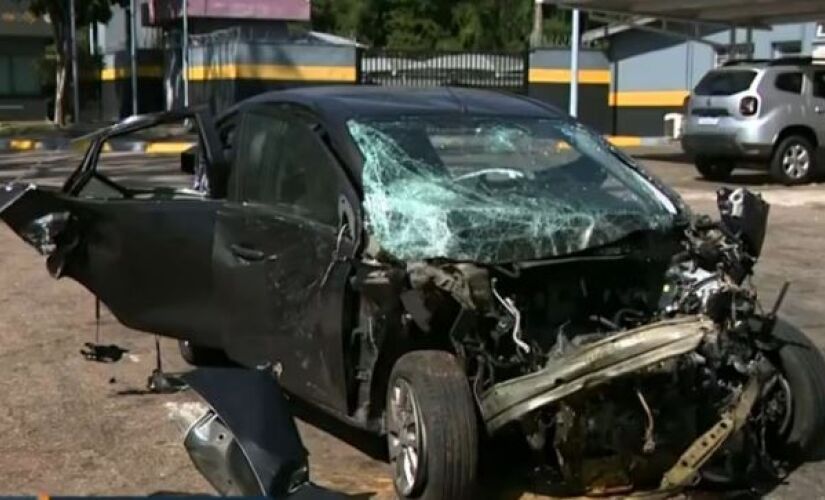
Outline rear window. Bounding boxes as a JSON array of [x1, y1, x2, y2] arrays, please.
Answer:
[[694, 70, 757, 96]]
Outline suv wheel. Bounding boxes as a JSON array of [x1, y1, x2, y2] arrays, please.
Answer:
[[386, 351, 478, 500], [695, 158, 734, 181], [771, 136, 816, 185]]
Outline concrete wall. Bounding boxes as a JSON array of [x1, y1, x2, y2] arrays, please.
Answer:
[[528, 48, 610, 133], [165, 38, 357, 114], [95, 49, 165, 121]]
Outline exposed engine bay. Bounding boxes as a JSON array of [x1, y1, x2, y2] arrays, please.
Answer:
[[353, 186, 792, 494]]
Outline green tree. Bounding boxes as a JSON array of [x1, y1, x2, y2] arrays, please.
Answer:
[[312, 0, 538, 51], [17, 0, 120, 125]]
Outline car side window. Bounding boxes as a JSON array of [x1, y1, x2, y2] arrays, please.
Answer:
[[232, 110, 339, 226], [270, 118, 339, 226], [232, 111, 288, 202], [775, 72, 803, 94], [813, 71, 825, 99]]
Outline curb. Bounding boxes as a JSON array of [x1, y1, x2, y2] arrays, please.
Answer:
[[606, 136, 675, 148], [0, 137, 194, 154]]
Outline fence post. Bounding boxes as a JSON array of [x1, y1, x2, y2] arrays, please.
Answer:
[[355, 47, 363, 85], [523, 48, 531, 96]]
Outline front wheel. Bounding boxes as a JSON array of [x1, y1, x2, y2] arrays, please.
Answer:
[[771, 320, 825, 457], [386, 351, 478, 500]]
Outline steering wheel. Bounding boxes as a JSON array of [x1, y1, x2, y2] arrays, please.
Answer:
[[453, 167, 526, 183]]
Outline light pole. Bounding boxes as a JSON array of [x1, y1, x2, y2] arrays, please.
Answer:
[[182, 0, 189, 108], [68, 0, 80, 122], [569, 8, 580, 118], [129, 0, 139, 115]]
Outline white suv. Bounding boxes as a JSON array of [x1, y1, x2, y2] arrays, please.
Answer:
[[682, 57, 825, 185]]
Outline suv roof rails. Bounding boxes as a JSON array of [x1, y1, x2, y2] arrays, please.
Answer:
[[722, 58, 771, 67], [723, 56, 825, 67]]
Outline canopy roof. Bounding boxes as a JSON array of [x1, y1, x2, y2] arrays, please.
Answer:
[[543, 0, 825, 26]]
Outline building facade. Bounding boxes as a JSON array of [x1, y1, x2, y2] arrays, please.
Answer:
[[91, 0, 356, 120], [0, 0, 51, 121]]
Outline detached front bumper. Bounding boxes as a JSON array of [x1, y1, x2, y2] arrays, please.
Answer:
[[479, 316, 716, 433]]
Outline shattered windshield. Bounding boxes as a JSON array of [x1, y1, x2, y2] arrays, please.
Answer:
[[348, 116, 677, 264]]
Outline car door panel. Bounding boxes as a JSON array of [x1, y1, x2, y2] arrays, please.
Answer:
[[1, 185, 225, 347], [1, 110, 229, 349], [214, 108, 360, 415]]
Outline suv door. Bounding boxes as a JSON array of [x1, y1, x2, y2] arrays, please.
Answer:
[[214, 106, 359, 414], [809, 69, 825, 146]]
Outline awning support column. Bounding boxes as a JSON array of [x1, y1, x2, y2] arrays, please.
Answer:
[[570, 8, 580, 117]]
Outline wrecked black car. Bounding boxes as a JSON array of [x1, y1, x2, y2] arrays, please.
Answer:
[[2, 87, 825, 499]]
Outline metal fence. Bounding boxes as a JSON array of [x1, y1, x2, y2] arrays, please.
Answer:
[[359, 49, 529, 94]]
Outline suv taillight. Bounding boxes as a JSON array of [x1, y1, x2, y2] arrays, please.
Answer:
[[740, 96, 759, 116], [683, 95, 691, 115]]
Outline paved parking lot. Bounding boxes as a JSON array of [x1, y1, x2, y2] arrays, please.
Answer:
[[0, 148, 824, 498]]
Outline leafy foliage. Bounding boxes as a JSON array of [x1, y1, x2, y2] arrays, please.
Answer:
[[312, 0, 565, 50]]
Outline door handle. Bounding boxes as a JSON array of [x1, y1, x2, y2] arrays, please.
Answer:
[[230, 244, 266, 262], [816, 106, 825, 114]]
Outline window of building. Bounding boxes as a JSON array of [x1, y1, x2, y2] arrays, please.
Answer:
[[772, 41, 803, 59], [714, 43, 754, 67], [775, 72, 803, 94], [0, 54, 40, 96]]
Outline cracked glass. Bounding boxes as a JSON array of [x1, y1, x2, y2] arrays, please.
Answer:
[[348, 116, 677, 264]]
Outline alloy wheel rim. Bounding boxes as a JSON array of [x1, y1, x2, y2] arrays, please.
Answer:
[[782, 144, 810, 180], [387, 378, 425, 496]]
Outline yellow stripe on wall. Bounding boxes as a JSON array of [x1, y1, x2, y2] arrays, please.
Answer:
[[100, 64, 357, 82], [186, 64, 357, 82], [529, 68, 611, 84], [608, 90, 689, 107], [100, 66, 164, 81]]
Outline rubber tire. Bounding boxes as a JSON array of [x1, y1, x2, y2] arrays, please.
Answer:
[[695, 157, 734, 181], [178, 340, 230, 367], [387, 351, 478, 500], [770, 136, 817, 186], [772, 319, 825, 458]]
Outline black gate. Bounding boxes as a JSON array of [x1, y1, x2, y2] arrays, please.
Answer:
[[358, 49, 529, 94]]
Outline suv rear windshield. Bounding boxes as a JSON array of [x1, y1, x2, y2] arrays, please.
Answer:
[[694, 70, 757, 96]]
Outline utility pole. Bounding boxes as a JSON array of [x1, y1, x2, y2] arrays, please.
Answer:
[[182, 0, 190, 108], [530, 0, 544, 48], [569, 8, 580, 118], [129, 0, 139, 115], [68, 0, 80, 123]]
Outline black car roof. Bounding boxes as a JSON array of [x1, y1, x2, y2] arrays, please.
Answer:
[[223, 85, 566, 121], [219, 86, 571, 186]]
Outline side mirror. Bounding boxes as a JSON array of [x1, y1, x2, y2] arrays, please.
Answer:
[[717, 187, 770, 258], [181, 146, 199, 175]]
